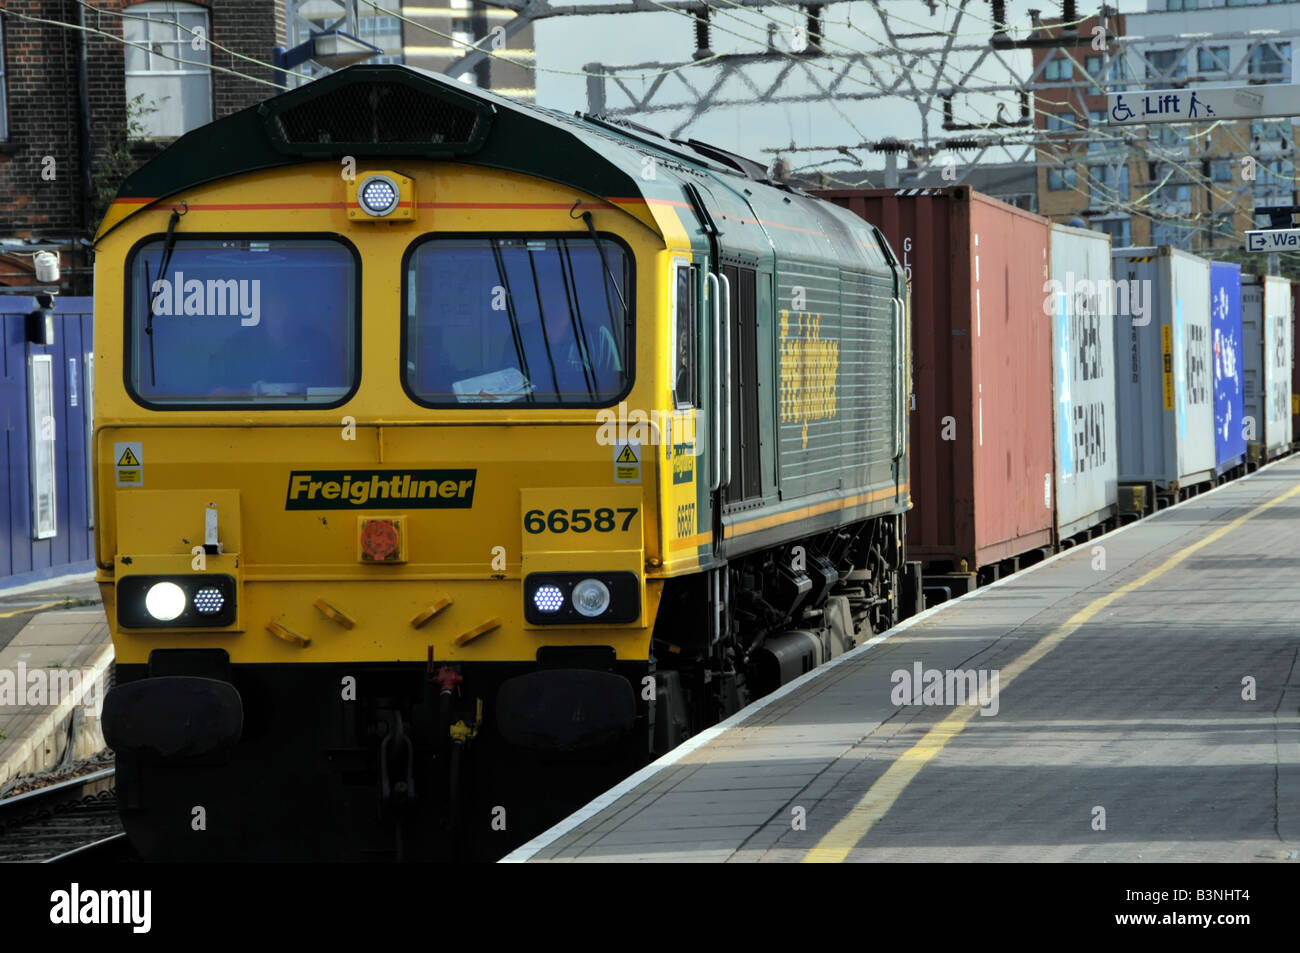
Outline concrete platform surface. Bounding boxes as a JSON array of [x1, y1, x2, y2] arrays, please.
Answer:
[[0, 606, 112, 790], [507, 458, 1300, 863]]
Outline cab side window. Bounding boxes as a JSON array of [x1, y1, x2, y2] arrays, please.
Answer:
[[673, 263, 698, 407]]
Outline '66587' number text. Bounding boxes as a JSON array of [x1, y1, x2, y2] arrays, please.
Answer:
[[524, 507, 638, 534]]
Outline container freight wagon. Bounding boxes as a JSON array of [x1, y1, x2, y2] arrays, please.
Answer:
[[1292, 280, 1300, 448], [819, 187, 1054, 587], [1047, 224, 1118, 541], [1111, 247, 1215, 509], [1209, 262, 1247, 477], [1293, 280, 1300, 449], [1241, 274, 1293, 462]]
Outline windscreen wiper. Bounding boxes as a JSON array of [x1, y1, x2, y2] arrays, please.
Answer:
[[557, 240, 596, 397], [580, 211, 630, 334], [144, 205, 185, 387], [489, 239, 535, 402], [524, 245, 563, 400]]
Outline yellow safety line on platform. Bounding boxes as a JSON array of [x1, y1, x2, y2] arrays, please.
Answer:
[[0, 600, 65, 619], [803, 480, 1300, 863]]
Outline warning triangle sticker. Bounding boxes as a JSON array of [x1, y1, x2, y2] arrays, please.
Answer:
[[117, 447, 140, 467], [616, 445, 638, 464]]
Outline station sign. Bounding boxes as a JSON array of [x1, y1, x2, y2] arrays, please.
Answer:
[[1246, 228, 1300, 252], [1107, 85, 1300, 125]]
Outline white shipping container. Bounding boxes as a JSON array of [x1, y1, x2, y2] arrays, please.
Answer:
[[1049, 224, 1118, 538], [1241, 275, 1294, 461], [1111, 246, 1216, 494]]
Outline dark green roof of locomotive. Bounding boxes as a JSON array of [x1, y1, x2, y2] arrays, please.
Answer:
[[106, 64, 760, 224], [100, 63, 897, 290]]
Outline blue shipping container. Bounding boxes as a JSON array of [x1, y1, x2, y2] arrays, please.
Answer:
[[1210, 262, 1247, 471]]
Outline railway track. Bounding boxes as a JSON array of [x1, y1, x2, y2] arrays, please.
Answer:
[[0, 768, 134, 863]]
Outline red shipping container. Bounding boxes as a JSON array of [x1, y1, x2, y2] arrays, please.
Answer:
[[817, 187, 1055, 572]]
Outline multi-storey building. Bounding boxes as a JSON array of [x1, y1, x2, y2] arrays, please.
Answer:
[[401, 2, 534, 99], [1032, 10, 1137, 245], [1033, 1, 1299, 253], [286, 1, 535, 98]]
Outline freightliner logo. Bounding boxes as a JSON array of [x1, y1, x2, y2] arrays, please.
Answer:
[[285, 470, 477, 509]]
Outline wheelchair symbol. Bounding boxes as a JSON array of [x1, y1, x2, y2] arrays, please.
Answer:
[[1110, 96, 1134, 122]]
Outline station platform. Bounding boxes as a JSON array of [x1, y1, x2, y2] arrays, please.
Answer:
[[0, 578, 110, 790], [506, 458, 1300, 863]]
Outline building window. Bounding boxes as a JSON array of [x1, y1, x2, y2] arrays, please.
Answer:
[[1047, 168, 1078, 191], [1084, 54, 1105, 93], [1208, 215, 1235, 240], [123, 2, 213, 139], [1044, 113, 1073, 133], [1096, 162, 1130, 199], [1198, 46, 1229, 73], [1152, 222, 1195, 247], [0, 16, 8, 141], [1157, 183, 1192, 206], [359, 12, 404, 65], [1150, 126, 1189, 152], [1210, 159, 1234, 182], [1254, 158, 1295, 205], [1250, 118, 1291, 143], [1167, 0, 1198, 8], [1096, 218, 1131, 246], [1145, 49, 1187, 82], [1249, 42, 1291, 83], [1043, 55, 1073, 81], [999, 193, 1036, 212]]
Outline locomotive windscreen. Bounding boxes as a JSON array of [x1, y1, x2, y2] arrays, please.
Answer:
[[125, 237, 358, 407], [403, 236, 632, 407]]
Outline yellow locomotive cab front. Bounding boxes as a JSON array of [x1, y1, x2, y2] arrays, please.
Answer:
[[93, 66, 911, 861]]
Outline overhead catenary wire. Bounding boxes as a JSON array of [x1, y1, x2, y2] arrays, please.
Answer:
[[670, 1, 1287, 233], [17, 0, 1286, 239]]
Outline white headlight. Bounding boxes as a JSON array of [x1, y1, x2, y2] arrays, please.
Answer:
[[571, 578, 611, 618], [145, 581, 187, 621], [358, 174, 400, 217]]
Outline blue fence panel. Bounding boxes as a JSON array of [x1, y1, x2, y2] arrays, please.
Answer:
[[0, 296, 95, 588]]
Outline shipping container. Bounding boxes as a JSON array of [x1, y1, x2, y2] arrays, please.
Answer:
[[818, 187, 1054, 574], [1209, 262, 1247, 474], [1292, 280, 1300, 447], [1048, 224, 1118, 539], [1110, 246, 1215, 499], [1241, 274, 1293, 461]]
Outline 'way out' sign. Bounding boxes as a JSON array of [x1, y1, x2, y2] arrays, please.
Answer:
[[1246, 228, 1300, 252], [1108, 85, 1300, 125]]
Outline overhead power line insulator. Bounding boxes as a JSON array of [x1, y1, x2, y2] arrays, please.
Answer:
[[806, 5, 824, 51], [991, 0, 1008, 34], [693, 8, 712, 60]]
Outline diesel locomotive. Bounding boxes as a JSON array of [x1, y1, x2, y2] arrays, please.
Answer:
[[94, 64, 912, 860]]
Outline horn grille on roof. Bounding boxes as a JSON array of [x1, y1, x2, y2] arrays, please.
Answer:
[[261, 74, 494, 157]]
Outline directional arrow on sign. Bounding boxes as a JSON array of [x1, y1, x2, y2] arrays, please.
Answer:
[[1107, 85, 1300, 125], [1246, 228, 1300, 252]]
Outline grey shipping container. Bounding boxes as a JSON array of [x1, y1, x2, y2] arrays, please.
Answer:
[[1241, 275, 1294, 461], [1049, 224, 1118, 539], [1111, 246, 1216, 495]]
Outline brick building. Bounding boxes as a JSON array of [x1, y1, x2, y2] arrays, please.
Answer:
[[1033, 1, 1300, 253], [1032, 10, 1134, 245], [0, 1, 287, 295]]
